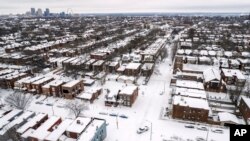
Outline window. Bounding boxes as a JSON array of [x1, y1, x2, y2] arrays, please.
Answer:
[[63, 89, 69, 93]]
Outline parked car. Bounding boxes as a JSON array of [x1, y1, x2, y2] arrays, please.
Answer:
[[185, 124, 195, 128], [197, 126, 208, 131], [46, 103, 53, 106], [109, 113, 118, 117], [35, 101, 43, 104], [99, 112, 108, 115], [196, 137, 205, 141], [119, 114, 128, 119], [137, 125, 149, 134], [211, 129, 223, 134]]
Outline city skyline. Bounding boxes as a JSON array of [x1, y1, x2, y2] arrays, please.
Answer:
[[0, 0, 250, 15]]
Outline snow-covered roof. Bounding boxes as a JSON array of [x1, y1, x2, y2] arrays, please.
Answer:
[[141, 63, 154, 70], [203, 68, 221, 82], [183, 64, 218, 73], [77, 119, 105, 141], [77, 92, 93, 100], [241, 96, 250, 109], [222, 69, 245, 80], [0, 109, 23, 129], [45, 119, 73, 141], [42, 79, 64, 88], [17, 113, 47, 134], [109, 61, 119, 67], [125, 63, 141, 70], [22, 75, 44, 84], [218, 112, 240, 124], [173, 96, 210, 110], [173, 88, 207, 99], [66, 117, 91, 134], [62, 80, 82, 88], [32, 76, 54, 85], [93, 60, 105, 66], [119, 86, 137, 95], [29, 116, 61, 140], [0, 111, 34, 135], [176, 80, 204, 90]]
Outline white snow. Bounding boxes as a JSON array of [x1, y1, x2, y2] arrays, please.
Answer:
[[66, 117, 92, 134], [173, 96, 210, 110]]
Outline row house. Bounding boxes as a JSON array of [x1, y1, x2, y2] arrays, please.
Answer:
[[14, 76, 32, 90], [203, 68, 222, 92], [172, 96, 210, 123], [42, 80, 65, 97], [45, 119, 73, 141], [0, 109, 23, 132], [0, 111, 35, 139], [76, 87, 102, 103], [221, 69, 246, 87], [124, 63, 141, 76], [17, 113, 48, 138], [5, 73, 28, 89], [27, 116, 62, 141], [22, 76, 45, 91], [14, 113, 107, 141], [238, 58, 250, 72], [84, 59, 97, 71], [106, 61, 120, 73], [141, 63, 154, 77], [77, 119, 107, 141], [93, 60, 105, 72], [62, 80, 84, 99], [31, 77, 54, 94], [118, 86, 139, 107], [239, 96, 250, 124], [65, 117, 92, 139], [90, 52, 107, 60]]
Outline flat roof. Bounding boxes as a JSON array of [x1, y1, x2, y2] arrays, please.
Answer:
[[176, 80, 204, 90], [125, 63, 141, 70], [33, 77, 54, 85], [173, 96, 210, 110], [119, 86, 137, 95], [29, 116, 61, 140], [0, 111, 34, 135], [45, 119, 73, 141], [17, 113, 47, 134], [77, 119, 105, 141], [173, 88, 207, 99], [42, 79, 64, 88], [0, 109, 23, 129], [62, 80, 82, 88], [66, 117, 91, 134], [222, 69, 245, 80]]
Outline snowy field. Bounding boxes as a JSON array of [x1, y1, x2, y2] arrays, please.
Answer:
[[0, 46, 230, 141]]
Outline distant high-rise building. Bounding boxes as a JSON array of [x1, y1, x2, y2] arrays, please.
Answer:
[[37, 8, 43, 17], [44, 8, 50, 17], [60, 12, 66, 17], [31, 8, 36, 16]]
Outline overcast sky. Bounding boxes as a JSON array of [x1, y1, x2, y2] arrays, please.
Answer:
[[0, 0, 250, 14]]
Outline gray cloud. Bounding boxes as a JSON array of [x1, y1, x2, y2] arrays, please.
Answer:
[[0, 0, 249, 14]]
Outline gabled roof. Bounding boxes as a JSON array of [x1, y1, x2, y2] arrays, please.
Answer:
[[203, 68, 221, 82]]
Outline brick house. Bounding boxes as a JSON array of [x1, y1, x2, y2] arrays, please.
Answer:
[[62, 80, 84, 99], [118, 86, 139, 107], [239, 96, 250, 124], [172, 96, 210, 122], [124, 63, 141, 76]]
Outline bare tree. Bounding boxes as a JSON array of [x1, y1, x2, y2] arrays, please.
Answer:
[[64, 100, 89, 118], [5, 92, 32, 110]]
